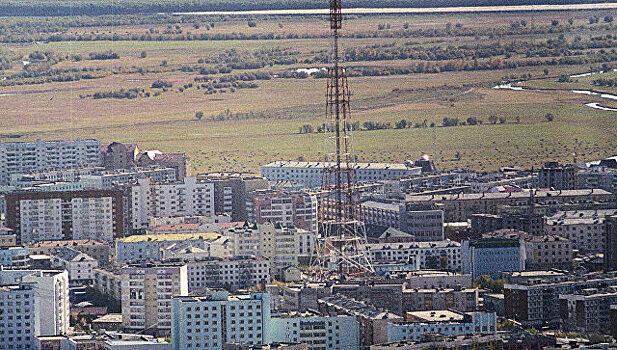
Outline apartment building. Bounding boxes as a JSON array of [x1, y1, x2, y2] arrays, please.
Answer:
[[227, 222, 314, 269], [361, 201, 444, 241], [544, 209, 617, 253], [198, 173, 269, 221], [261, 161, 422, 188], [93, 268, 122, 302], [5, 190, 124, 244], [136, 151, 191, 179], [185, 257, 271, 292], [0, 139, 102, 185], [80, 167, 177, 190], [362, 241, 461, 271], [504, 271, 617, 326], [538, 162, 578, 190], [246, 189, 318, 233], [121, 263, 188, 336], [0, 247, 29, 267], [129, 177, 214, 233], [402, 288, 479, 313], [27, 240, 111, 266], [0, 270, 70, 338], [49, 247, 98, 283], [0, 284, 36, 349], [406, 189, 613, 222], [559, 288, 617, 335], [404, 271, 472, 289], [270, 312, 360, 350], [115, 232, 221, 262], [461, 238, 525, 279], [171, 291, 272, 350]]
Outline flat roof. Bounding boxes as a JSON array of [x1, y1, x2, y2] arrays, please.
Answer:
[[262, 161, 419, 171], [406, 188, 612, 202], [118, 232, 220, 243], [407, 310, 464, 322]]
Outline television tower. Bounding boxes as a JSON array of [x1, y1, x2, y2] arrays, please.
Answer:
[[314, 0, 374, 278]]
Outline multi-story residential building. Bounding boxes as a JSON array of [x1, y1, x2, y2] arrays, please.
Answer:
[[461, 238, 525, 279], [261, 161, 422, 188], [361, 202, 444, 241], [559, 287, 617, 335], [270, 312, 360, 350], [404, 271, 472, 289], [246, 189, 318, 233], [482, 229, 572, 269], [101, 142, 139, 170], [362, 241, 461, 271], [538, 162, 578, 190], [5, 190, 124, 244], [115, 232, 221, 262], [385, 310, 497, 343], [544, 209, 617, 253], [0, 284, 36, 348], [184, 257, 271, 292], [578, 166, 617, 192], [504, 271, 617, 326], [129, 177, 214, 233], [606, 215, 617, 272], [121, 263, 188, 336], [0, 246, 29, 267], [93, 268, 122, 302], [27, 240, 111, 266], [227, 222, 313, 269], [9, 168, 98, 188], [471, 213, 545, 235], [0, 270, 70, 338], [80, 167, 177, 190], [402, 288, 479, 313], [171, 291, 272, 350], [0, 227, 17, 247], [0, 139, 102, 185], [406, 189, 613, 222], [137, 151, 191, 179], [49, 247, 98, 284], [198, 173, 269, 221]]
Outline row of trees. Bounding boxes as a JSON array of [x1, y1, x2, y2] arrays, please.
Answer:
[[298, 113, 555, 134]]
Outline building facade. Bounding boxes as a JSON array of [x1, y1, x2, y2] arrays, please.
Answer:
[[5, 190, 124, 244]]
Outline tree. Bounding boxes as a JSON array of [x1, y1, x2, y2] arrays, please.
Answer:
[[248, 20, 257, 27], [551, 19, 559, 26], [395, 119, 408, 129], [545, 113, 554, 122], [299, 124, 313, 134], [498, 116, 507, 124], [195, 111, 204, 120], [140, 51, 147, 58], [488, 115, 498, 124], [466, 117, 478, 125], [605, 15, 614, 23], [473, 275, 505, 293], [454, 151, 461, 161], [568, 18, 574, 25], [543, 68, 550, 75]]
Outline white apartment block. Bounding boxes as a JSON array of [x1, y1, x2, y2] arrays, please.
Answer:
[[121, 264, 188, 336], [130, 177, 215, 232], [0, 284, 35, 349], [270, 313, 360, 350], [186, 257, 271, 292], [227, 222, 308, 269], [246, 189, 318, 233], [386, 310, 497, 343], [0, 270, 70, 339], [49, 247, 98, 283], [0, 139, 102, 185], [5, 190, 124, 244], [171, 291, 271, 350], [261, 161, 422, 188], [362, 240, 462, 271], [115, 233, 220, 263]]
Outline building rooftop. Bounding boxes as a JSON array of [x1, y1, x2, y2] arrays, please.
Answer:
[[319, 294, 402, 320], [406, 189, 612, 202], [51, 247, 96, 262], [118, 232, 220, 243], [28, 240, 106, 248], [407, 310, 465, 322], [263, 161, 420, 171], [362, 201, 401, 211], [92, 313, 123, 324], [363, 240, 460, 250]]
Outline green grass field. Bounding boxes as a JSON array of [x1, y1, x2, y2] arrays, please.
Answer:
[[2, 11, 617, 173]]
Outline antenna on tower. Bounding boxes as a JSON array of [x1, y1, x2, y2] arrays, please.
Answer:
[[311, 0, 374, 279]]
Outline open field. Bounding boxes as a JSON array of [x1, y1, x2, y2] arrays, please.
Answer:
[[2, 10, 617, 173]]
